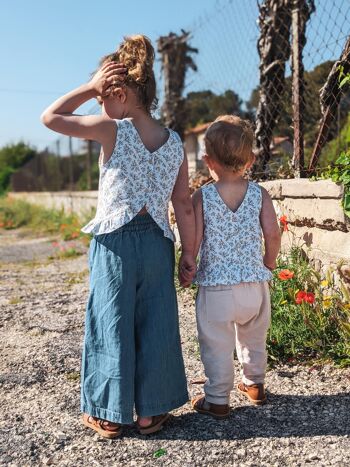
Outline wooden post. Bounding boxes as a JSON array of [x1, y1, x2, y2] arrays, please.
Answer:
[[254, 0, 292, 177], [55, 139, 60, 157], [291, 0, 305, 177]]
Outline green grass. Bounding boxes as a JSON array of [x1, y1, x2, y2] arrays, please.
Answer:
[[48, 245, 84, 260], [0, 196, 92, 242], [65, 371, 80, 382]]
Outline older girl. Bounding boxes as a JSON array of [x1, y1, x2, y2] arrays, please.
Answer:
[[41, 35, 195, 437]]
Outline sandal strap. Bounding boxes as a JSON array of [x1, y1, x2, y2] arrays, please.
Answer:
[[88, 415, 121, 432], [192, 395, 206, 410], [101, 421, 121, 432], [137, 413, 168, 430]]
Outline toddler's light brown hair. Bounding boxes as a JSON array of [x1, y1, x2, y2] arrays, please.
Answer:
[[204, 115, 255, 172]]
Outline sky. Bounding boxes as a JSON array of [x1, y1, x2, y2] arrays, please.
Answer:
[[0, 0, 348, 154], [0, 0, 234, 153]]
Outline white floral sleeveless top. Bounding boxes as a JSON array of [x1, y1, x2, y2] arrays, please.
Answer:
[[195, 182, 272, 286], [82, 118, 184, 241]]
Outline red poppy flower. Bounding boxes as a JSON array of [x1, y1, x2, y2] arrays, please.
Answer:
[[295, 290, 315, 305], [305, 292, 315, 304], [279, 215, 289, 231], [278, 269, 294, 280], [295, 291, 307, 304]]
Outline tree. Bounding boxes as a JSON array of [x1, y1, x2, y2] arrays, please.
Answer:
[[0, 142, 37, 193], [247, 60, 350, 161], [157, 31, 198, 138], [184, 89, 243, 129]]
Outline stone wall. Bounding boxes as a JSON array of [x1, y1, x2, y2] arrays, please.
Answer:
[[8, 179, 350, 268], [9, 191, 98, 219], [261, 179, 349, 275]]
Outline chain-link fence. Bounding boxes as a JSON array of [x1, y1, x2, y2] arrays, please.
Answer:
[[168, 0, 350, 180]]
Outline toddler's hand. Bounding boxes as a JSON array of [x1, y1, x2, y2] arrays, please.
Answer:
[[263, 255, 276, 271], [178, 253, 196, 288]]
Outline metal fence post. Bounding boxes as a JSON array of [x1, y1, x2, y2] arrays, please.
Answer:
[[291, 0, 305, 177]]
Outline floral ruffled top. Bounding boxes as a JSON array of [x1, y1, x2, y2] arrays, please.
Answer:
[[195, 182, 272, 286], [82, 118, 184, 241]]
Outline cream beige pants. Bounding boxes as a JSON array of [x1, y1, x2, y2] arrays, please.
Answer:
[[196, 282, 271, 405]]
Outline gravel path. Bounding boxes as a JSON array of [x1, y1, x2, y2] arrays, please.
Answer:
[[0, 229, 349, 466]]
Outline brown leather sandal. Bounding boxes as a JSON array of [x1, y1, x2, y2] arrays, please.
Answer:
[[237, 382, 267, 405], [82, 414, 122, 438], [191, 395, 230, 419], [136, 413, 170, 435]]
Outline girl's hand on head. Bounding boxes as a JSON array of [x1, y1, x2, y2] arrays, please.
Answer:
[[89, 62, 128, 98]]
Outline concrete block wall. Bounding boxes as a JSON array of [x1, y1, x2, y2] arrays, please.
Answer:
[[261, 179, 349, 270], [9, 191, 98, 219]]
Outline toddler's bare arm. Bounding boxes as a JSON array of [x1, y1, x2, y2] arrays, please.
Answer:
[[192, 188, 204, 259], [260, 187, 281, 270]]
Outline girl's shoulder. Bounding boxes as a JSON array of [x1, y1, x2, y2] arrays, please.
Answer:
[[167, 128, 182, 143], [248, 180, 261, 189], [248, 180, 263, 197], [194, 182, 214, 205]]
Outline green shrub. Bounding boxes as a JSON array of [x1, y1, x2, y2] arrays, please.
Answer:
[[0, 142, 37, 193], [268, 246, 350, 366], [318, 151, 350, 216]]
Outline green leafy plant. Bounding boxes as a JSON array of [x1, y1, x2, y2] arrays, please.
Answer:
[[338, 65, 350, 89], [268, 246, 350, 366], [153, 448, 167, 459], [319, 151, 350, 216]]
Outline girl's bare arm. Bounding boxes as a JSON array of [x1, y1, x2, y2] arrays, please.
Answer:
[[40, 62, 127, 144], [260, 187, 281, 270], [171, 153, 196, 285], [192, 188, 204, 259]]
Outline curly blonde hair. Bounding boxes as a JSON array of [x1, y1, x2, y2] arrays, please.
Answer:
[[98, 34, 157, 113], [204, 115, 255, 172]]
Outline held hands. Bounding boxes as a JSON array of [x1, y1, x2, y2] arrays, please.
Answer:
[[263, 255, 277, 271], [89, 61, 128, 98], [178, 252, 197, 288]]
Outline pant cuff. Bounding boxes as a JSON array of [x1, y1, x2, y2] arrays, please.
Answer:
[[81, 403, 133, 425], [136, 392, 189, 417], [205, 394, 230, 405], [242, 376, 265, 386]]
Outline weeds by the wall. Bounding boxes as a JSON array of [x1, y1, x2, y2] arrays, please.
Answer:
[[0, 197, 90, 242]]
